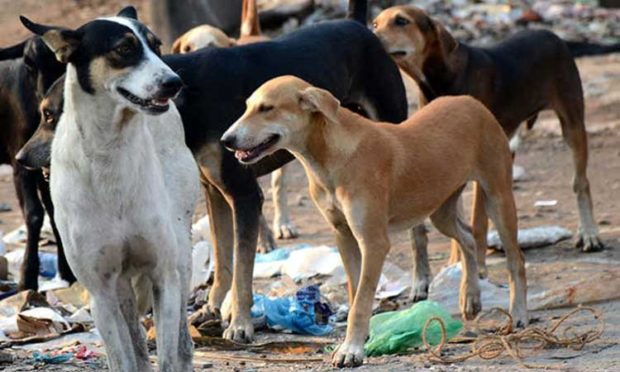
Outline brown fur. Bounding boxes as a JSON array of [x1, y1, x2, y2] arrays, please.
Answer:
[[222, 76, 528, 368], [374, 5, 602, 275]]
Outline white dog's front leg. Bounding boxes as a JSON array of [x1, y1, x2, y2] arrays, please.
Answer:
[[271, 165, 298, 239]]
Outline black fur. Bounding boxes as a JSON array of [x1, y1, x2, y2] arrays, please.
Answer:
[[0, 37, 72, 290]]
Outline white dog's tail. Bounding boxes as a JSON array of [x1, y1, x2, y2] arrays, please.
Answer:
[[133, 273, 154, 315]]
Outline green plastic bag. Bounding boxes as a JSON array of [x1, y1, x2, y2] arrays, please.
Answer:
[[364, 300, 462, 356]]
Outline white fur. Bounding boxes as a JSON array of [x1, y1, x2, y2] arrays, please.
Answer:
[[50, 20, 199, 372]]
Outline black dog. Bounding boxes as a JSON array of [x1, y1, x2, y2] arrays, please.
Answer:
[[0, 38, 72, 290], [163, 0, 406, 342]]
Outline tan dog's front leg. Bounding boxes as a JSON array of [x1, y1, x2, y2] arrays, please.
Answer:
[[332, 230, 389, 368], [410, 224, 431, 301], [271, 165, 299, 239], [334, 222, 361, 305]]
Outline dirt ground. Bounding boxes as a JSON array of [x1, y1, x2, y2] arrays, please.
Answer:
[[1, 1, 620, 371]]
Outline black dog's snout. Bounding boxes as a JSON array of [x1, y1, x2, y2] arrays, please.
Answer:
[[15, 150, 28, 167], [159, 75, 183, 97], [221, 135, 236, 150]]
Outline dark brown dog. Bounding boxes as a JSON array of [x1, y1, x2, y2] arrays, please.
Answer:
[[373, 5, 602, 299]]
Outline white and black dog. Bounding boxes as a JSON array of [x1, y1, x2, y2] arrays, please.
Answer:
[[21, 7, 199, 372]]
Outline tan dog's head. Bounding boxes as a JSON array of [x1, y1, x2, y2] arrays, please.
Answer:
[[221, 75, 340, 164], [372, 6, 457, 69], [171, 25, 235, 53]]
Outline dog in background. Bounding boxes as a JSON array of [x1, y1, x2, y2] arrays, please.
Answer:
[[172, 0, 297, 247], [21, 7, 199, 371], [373, 5, 602, 299], [221, 76, 527, 367], [0, 37, 71, 290]]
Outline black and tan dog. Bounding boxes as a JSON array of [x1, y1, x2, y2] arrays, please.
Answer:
[[222, 76, 527, 367], [373, 5, 603, 299], [0, 38, 70, 290]]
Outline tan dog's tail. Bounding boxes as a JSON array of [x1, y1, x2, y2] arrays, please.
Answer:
[[240, 0, 261, 37]]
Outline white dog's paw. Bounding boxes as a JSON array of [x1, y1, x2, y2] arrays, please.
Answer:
[[223, 317, 254, 343], [576, 227, 604, 252], [331, 341, 365, 368], [273, 220, 298, 240]]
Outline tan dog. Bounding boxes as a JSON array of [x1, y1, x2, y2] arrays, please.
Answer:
[[172, 0, 268, 52], [373, 6, 601, 286], [221, 76, 528, 368], [172, 0, 298, 245]]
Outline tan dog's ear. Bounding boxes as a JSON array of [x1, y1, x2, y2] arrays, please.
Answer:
[[298, 87, 340, 122], [434, 22, 457, 57], [171, 37, 183, 54], [20, 16, 80, 63]]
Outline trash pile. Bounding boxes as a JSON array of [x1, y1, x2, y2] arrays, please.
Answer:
[[282, 1, 620, 46]]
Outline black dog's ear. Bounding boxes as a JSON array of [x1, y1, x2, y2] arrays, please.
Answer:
[[20, 16, 80, 63], [117, 6, 138, 20], [0, 40, 27, 60]]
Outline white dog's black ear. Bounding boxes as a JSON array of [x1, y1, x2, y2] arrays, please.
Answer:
[[117, 6, 138, 20], [20, 16, 80, 63], [298, 87, 340, 122]]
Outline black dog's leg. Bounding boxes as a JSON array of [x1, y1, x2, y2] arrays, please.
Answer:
[[14, 166, 44, 291], [38, 176, 76, 284]]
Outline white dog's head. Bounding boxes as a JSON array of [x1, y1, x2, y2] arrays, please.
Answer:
[[21, 6, 182, 115]]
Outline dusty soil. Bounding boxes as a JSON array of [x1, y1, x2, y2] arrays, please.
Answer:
[[1, 1, 619, 371]]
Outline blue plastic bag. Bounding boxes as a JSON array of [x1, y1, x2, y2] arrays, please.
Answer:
[[251, 285, 333, 336]]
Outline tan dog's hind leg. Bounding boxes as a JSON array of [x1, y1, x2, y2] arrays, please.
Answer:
[[430, 190, 482, 321], [271, 165, 299, 239], [482, 184, 528, 327], [410, 224, 431, 301], [204, 184, 234, 318], [471, 182, 489, 278]]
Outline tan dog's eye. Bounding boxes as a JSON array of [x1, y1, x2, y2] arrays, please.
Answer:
[[183, 45, 191, 53], [258, 104, 273, 113], [394, 16, 410, 27]]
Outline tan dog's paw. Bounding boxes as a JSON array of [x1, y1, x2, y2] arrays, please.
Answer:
[[258, 223, 277, 254], [576, 228, 604, 252], [460, 290, 482, 321], [331, 342, 365, 368], [188, 304, 221, 326], [411, 277, 430, 302], [223, 317, 254, 343], [273, 220, 298, 239]]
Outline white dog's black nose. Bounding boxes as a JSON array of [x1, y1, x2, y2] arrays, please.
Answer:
[[220, 135, 236, 150], [158, 75, 183, 98]]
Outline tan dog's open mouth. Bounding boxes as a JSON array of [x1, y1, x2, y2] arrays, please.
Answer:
[[234, 134, 280, 163]]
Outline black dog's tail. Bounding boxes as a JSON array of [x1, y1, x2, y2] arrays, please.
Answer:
[[565, 40, 620, 57], [0, 40, 27, 60], [348, 0, 368, 24]]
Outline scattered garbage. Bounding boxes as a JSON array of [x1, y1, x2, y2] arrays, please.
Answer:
[[4, 249, 58, 281], [534, 199, 559, 208], [487, 225, 573, 250], [250, 285, 333, 336], [429, 260, 620, 315], [365, 301, 462, 356]]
